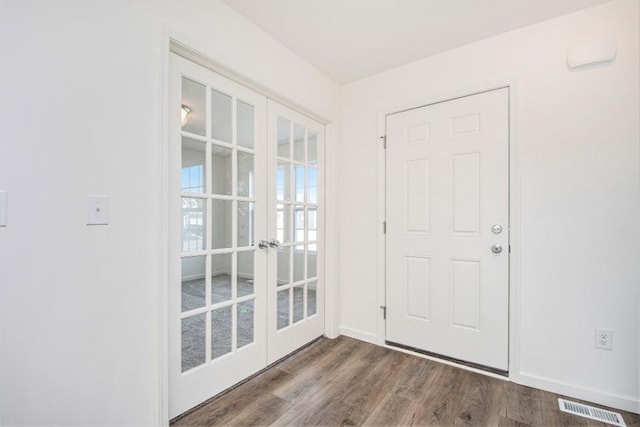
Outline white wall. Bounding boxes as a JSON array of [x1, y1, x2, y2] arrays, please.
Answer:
[[0, 0, 338, 425], [338, 0, 639, 413]]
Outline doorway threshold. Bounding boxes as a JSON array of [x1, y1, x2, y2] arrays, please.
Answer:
[[385, 340, 508, 377]]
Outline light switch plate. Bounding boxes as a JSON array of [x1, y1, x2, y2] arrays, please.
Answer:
[[0, 191, 7, 227], [86, 195, 109, 225]]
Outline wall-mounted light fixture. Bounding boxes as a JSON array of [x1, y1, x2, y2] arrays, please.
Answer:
[[181, 105, 192, 126]]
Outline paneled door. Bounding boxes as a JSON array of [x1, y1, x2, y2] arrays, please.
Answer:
[[385, 88, 509, 371], [168, 54, 268, 418], [267, 100, 325, 363]]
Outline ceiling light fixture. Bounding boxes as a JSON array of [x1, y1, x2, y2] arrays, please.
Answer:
[[181, 105, 192, 126]]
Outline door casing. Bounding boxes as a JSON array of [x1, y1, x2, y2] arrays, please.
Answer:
[[376, 82, 521, 381]]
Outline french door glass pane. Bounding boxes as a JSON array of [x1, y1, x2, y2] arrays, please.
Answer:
[[277, 289, 290, 330], [211, 199, 232, 249], [211, 89, 232, 143], [294, 166, 305, 203], [182, 313, 206, 372], [211, 306, 233, 359], [237, 300, 255, 348], [237, 101, 255, 149], [277, 246, 290, 286], [237, 152, 255, 198], [294, 206, 305, 242], [307, 244, 317, 279], [211, 145, 232, 196], [293, 245, 304, 282], [308, 207, 317, 241], [293, 286, 304, 323], [293, 124, 305, 162], [307, 130, 318, 166], [211, 252, 232, 304], [307, 167, 317, 204], [308, 281, 317, 316], [237, 202, 254, 247], [276, 203, 290, 243], [182, 137, 206, 193], [237, 250, 254, 297], [294, 285, 306, 323], [182, 197, 206, 252], [277, 117, 290, 158], [181, 77, 206, 136], [276, 161, 290, 201], [182, 256, 206, 312]]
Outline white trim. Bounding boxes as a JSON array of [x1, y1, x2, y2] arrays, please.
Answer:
[[376, 112, 386, 346], [339, 326, 378, 344], [375, 79, 521, 376], [518, 372, 640, 415], [323, 122, 339, 339], [158, 26, 171, 427], [506, 81, 522, 383]]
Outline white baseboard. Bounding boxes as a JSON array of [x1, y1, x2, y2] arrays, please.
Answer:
[[518, 371, 640, 415], [184, 271, 248, 282], [182, 273, 205, 282], [338, 326, 378, 344]]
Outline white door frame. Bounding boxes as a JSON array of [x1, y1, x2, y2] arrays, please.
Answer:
[[158, 32, 339, 424], [376, 81, 522, 381]]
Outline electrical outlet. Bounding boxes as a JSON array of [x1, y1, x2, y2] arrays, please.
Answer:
[[594, 328, 613, 351], [86, 195, 109, 225]]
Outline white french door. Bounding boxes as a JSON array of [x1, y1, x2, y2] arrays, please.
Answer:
[[168, 54, 325, 418], [266, 101, 325, 364], [168, 54, 268, 417], [385, 88, 509, 371]]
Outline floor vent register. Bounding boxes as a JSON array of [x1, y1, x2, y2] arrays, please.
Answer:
[[558, 398, 626, 426]]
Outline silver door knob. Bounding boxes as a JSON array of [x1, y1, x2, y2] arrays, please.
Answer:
[[491, 244, 503, 254], [269, 239, 280, 248], [258, 240, 270, 249]]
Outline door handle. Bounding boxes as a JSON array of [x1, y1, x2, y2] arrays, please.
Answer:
[[258, 240, 270, 249], [269, 239, 280, 248], [491, 244, 503, 254]]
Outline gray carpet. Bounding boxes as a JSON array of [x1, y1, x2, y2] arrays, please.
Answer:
[[181, 275, 317, 372]]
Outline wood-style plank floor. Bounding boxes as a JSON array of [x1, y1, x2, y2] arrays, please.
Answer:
[[171, 336, 640, 426]]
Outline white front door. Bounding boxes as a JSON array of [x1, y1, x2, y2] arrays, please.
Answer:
[[168, 54, 268, 417], [385, 88, 509, 371], [267, 100, 325, 364]]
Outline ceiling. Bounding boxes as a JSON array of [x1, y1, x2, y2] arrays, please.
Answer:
[[223, 0, 613, 83]]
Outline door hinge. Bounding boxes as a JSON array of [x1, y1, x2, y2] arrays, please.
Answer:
[[380, 305, 387, 320], [381, 135, 386, 149], [383, 221, 387, 234]]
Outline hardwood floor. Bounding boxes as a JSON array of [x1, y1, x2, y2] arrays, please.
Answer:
[[171, 336, 640, 426]]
